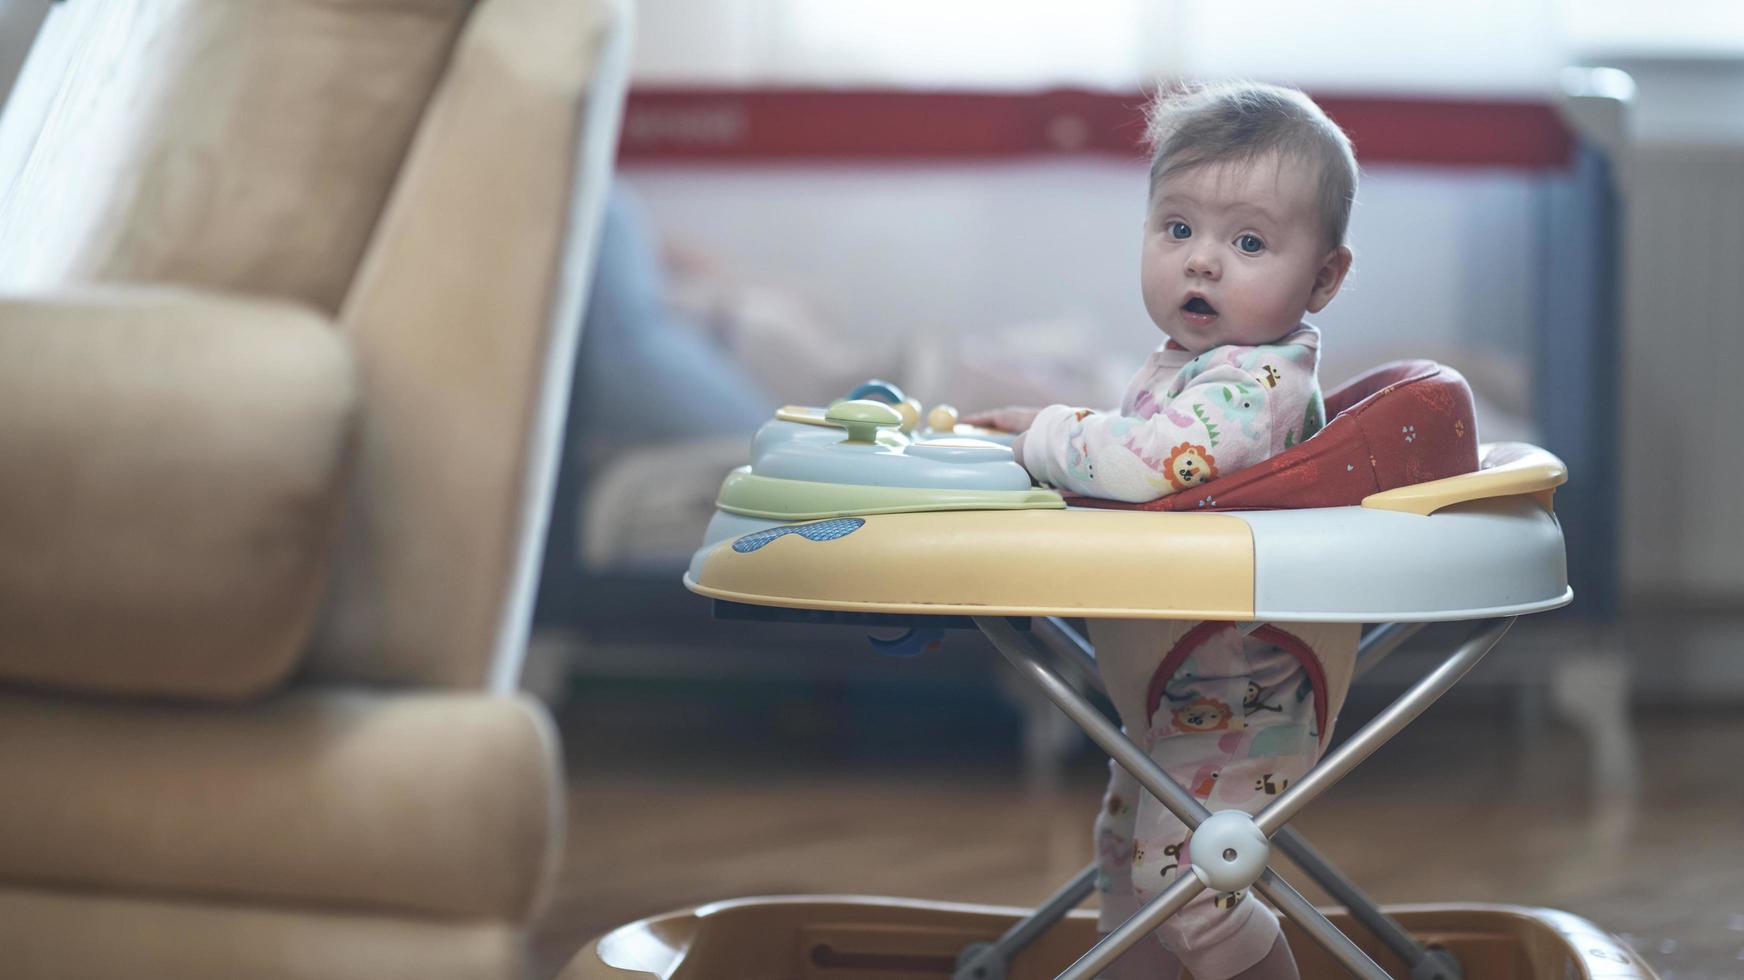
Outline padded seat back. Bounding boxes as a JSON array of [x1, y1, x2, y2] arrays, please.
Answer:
[[1071, 360, 1480, 512]]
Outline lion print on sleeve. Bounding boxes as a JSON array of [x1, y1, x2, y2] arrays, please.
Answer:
[[1163, 442, 1217, 491]]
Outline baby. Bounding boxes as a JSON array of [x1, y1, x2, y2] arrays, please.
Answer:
[[964, 82, 1360, 980]]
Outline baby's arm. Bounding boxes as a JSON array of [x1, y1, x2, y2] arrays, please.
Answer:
[[1022, 364, 1274, 503], [959, 406, 1041, 464], [958, 406, 1042, 434]]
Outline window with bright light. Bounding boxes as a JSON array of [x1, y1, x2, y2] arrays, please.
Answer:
[[631, 0, 1744, 92]]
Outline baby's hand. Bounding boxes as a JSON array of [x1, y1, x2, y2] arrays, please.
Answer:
[[959, 406, 1042, 433]]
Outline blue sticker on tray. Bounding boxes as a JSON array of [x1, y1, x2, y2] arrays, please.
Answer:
[[733, 518, 866, 553]]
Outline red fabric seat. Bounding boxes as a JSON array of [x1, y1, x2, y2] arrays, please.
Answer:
[[1067, 360, 1481, 512]]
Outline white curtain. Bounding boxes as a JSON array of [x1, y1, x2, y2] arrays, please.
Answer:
[[630, 0, 1743, 93]]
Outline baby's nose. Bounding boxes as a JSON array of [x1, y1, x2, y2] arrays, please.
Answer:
[[1186, 251, 1220, 279]]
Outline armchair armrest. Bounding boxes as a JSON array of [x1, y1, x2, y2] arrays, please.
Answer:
[[0, 286, 355, 700]]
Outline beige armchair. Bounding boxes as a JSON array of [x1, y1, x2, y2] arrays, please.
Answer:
[[0, 0, 628, 976]]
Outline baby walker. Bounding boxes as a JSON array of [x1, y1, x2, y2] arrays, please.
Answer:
[[564, 364, 1657, 980]]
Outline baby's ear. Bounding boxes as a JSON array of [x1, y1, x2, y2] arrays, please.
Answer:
[[1306, 245, 1354, 313]]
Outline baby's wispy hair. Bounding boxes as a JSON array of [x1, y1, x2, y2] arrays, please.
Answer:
[[1145, 80, 1358, 248]]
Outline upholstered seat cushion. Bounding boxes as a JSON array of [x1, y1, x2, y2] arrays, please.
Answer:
[[0, 888, 531, 980], [0, 286, 354, 699], [0, 688, 560, 924]]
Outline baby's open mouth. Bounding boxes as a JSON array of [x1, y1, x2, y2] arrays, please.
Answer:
[[1182, 297, 1218, 316]]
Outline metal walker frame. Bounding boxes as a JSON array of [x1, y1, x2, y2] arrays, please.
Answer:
[[943, 615, 1514, 980]]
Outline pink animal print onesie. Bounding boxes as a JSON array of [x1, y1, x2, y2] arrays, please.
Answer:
[[1021, 324, 1325, 503], [1021, 323, 1361, 980]]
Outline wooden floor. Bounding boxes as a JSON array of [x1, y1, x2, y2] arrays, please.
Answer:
[[539, 685, 1744, 979]]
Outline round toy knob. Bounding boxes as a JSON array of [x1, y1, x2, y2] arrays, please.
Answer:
[[825, 399, 903, 444], [927, 403, 959, 433], [894, 398, 922, 433], [1189, 810, 1271, 893]]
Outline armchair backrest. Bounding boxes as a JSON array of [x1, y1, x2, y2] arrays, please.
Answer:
[[0, 0, 470, 312], [0, 0, 631, 694], [310, 0, 631, 690]]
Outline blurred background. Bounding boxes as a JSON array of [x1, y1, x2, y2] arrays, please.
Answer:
[[2, 1, 1742, 978], [525, 2, 1744, 977]]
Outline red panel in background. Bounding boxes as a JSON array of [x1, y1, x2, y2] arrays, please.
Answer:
[[620, 88, 1575, 170]]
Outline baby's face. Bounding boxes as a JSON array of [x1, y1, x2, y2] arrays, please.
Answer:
[[1140, 152, 1350, 353]]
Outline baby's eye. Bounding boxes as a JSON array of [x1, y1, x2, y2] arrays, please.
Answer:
[[1166, 221, 1192, 240], [1235, 234, 1265, 254]]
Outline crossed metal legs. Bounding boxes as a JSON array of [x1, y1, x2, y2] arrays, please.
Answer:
[[960, 616, 1514, 980]]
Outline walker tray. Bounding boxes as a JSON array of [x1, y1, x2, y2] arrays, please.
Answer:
[[686, 367, 1570, 623]]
